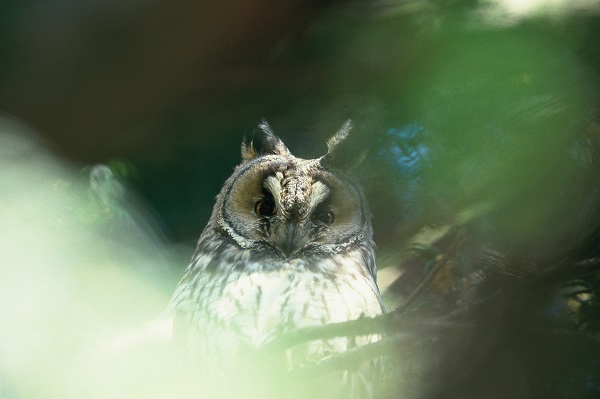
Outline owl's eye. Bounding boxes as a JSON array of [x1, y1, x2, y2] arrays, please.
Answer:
[[255, 199, 276, 216], [313, 210, 334, 224]]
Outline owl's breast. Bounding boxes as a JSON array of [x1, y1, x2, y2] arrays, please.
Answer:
[[172, 246, 384, 386], [210, 264, 382, 347]]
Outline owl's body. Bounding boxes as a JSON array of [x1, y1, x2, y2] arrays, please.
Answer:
[[172, 122, 384, 398]]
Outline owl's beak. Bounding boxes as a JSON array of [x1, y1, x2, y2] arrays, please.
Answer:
[[272, 222, 308, 259]]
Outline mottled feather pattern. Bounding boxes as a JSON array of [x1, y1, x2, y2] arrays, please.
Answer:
[[171, 121, 384, 398]]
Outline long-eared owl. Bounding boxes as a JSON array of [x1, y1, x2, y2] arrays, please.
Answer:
[[171, 121, 385, 399]]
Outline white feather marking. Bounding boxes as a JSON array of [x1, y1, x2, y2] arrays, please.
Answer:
[[309, 181, 330, 210], [263, 174, 282, 198]]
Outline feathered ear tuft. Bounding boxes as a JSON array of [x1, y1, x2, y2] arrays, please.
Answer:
[[241, 120, 290, 161], [326, 119, 353, 154], [320, 120, 366, 169]]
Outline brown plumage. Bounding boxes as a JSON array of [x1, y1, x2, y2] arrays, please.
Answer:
[[171, 121, 384, 399]]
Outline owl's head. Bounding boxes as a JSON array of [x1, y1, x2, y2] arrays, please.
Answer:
[[211, 120, 373, 260]]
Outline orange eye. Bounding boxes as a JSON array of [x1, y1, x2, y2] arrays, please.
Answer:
[[313, 210, 334, 224], [255, 199, 276, 216]]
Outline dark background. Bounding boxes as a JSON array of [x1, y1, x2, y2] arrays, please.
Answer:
[[3, 0, 597, 247]]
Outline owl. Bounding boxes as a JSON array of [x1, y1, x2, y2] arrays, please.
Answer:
[[171, 121, 385, 399]]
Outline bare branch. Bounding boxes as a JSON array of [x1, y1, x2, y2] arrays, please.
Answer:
[[290, 334, 414, 379], [262, 315, 390, 357], [391, 227, 467, 317], [288, 319, 479, 377]]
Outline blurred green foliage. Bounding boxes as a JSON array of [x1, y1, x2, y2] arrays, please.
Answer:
[[1, 1, 600, 397]]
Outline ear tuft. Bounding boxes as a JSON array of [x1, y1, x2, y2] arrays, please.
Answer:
[[241, 120, 290, 161], [321, 120, 366, 169], [326, 119, 353, 154]]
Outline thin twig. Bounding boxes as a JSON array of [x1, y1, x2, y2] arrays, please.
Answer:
[[290, 334, 416, 379], [262, 315, 389, 357], [523, 328, 600, 344], [289, 319, 478, 377], [391, 227, 466, 317]]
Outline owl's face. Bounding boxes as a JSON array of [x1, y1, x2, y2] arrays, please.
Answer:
[[211, 121, 372, 261]]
